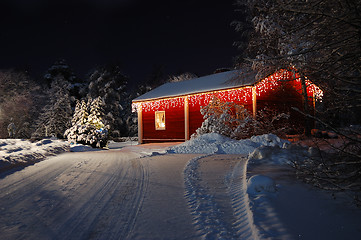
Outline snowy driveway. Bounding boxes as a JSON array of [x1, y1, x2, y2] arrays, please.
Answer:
[[0, 149, 148, 239], [0, 148, 251, 240]]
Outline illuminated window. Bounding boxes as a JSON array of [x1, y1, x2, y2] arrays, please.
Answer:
[[155, 111, 166, 130]]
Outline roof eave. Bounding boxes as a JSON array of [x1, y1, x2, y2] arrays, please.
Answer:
[[132, 83, 255, 103]]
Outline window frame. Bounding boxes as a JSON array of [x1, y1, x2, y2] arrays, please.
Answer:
[[155, 111, 166, 130]]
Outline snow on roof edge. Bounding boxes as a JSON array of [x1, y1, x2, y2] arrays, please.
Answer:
[[133, 70, 257, 102]]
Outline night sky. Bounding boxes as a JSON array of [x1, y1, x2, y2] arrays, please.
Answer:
[[0, 0, 241, 84]]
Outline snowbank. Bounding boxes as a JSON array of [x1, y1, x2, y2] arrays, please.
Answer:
[[69, 143, 101, 152], [248, 144, 310, 166], [0, 138, 69, 172], [69, 140, 139, 152], [168, 133, 289, 154], [247, 175, 277, 196], [175, 132, 361, 239]]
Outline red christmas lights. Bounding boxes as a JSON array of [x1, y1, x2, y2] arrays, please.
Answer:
[[132, 70, 323, 113]]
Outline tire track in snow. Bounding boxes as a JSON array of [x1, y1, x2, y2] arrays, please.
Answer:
[[55, 152, 149, 240], [0, 150, 149, 240], [184, 154, 236, 239], [126, 154, 199, 240], [228, 159, 260, 240], [184, 155, 260, 240]]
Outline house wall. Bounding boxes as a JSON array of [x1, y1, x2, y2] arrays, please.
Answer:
[[136, 69, 321, 143], [141, 97, 185, 142], [255, 71, 316, 132]]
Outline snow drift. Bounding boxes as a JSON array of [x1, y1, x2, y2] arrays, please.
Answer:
[[168, 133, 289, 154], [0, 138, 69, 172]]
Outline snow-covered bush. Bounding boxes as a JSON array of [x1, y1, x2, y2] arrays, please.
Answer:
[[194, 96, 252, 138], [193, 96, 291, 139], [64, 97, 109, 148], [64, 124, 108, 148]]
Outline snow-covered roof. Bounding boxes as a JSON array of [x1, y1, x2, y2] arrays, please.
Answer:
[[133, 70, 257, 102]]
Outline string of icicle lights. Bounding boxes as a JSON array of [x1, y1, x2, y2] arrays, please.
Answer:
[[132, 87, 253, 113], [255, 70, 323, 100], [132, 71, 323, 112]]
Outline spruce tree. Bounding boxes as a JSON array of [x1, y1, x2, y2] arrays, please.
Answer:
[[34, 75, 72, 138], [87, 97, 105, 129], [64, 97, 108, 148], [87, 64, 129, 137]]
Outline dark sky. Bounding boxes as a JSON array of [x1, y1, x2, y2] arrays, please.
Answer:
[[0, 0, 241, 84]]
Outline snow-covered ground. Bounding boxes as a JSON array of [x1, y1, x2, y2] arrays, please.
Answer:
[[171, 133, 361, 239], [0, 138, 69, 172], [0, 134, 360, 239]]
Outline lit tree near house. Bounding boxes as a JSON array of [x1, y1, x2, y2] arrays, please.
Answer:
[[87, 97, 105, 130], [87, 64, 131, 137], [65, 97, 108, 148]]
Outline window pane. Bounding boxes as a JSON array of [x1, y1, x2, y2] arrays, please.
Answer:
[[155, 111, 166, 130]]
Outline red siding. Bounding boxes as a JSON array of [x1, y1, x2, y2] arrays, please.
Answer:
[[255, 70, 316, 132], [136, 69, 321, 142], [256, 70, 316, 105], [141, 97, 185, 141]]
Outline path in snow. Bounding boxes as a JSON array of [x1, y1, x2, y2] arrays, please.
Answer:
[[184, 154, 260, 240], [0, 146, 260, 240], [127, 154, 202, 240], [0, 149, 147, 240]]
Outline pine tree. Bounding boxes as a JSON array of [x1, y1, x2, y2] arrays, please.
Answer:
[[44, 59, 86, 108], [87, 97, 105, 129], [72, 100, 89, 126], [0, 69, 38, 138], [33, 75, 72, 138], [44, 59, 79, 87], [64, 97, 108, 148], [87, 64, 130, 137]]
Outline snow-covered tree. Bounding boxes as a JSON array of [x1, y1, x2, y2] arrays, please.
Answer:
[[64, 97, 108, 148], [233, 0, 361, 129], [232, 0, 361, 201], [44, 59, 79, 86], [124, 82, 153, 138], [87, 97, 106, 129], [33, 75, 72, 138], [87, 65, 131, 137], [195, 96, 238, 137], [44, 59, 86, 107], [71, 99, 88, 126], [0, 69, 38, 138]]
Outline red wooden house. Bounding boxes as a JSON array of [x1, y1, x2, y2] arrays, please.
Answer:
[[132, 69, 322, 143]]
